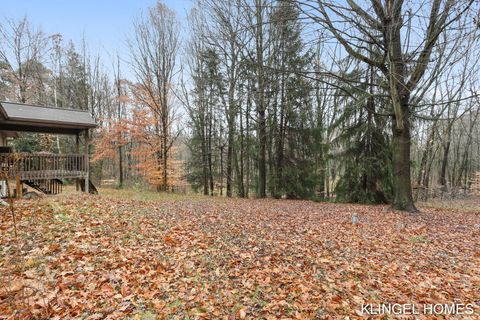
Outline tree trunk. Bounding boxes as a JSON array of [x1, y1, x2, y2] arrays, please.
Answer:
[[226, 120, 234, 197], [208, 105, 214, 196], [416, 124, 435, 186], [276, 67, 286, 196], [245, 83, 251, 198], [456, 109, 479, 186], [391, 101, 417, 212], [118, 145, 124, 187], [256, 0, 266, 198], [258, 110, 267, 198], [438, 127, 452, 190], [202, 132, 208, 195], [237, 110, 245, 197], [219, 146, 224, 196]]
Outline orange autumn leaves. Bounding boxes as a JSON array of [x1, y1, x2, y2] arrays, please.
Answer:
[[1, 194, 479, 318], [93, 106, 185, 190]]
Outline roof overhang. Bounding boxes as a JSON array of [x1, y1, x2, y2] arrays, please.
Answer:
[[0, 101, 96, 135]]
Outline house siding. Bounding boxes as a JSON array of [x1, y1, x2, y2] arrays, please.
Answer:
[[0, 133, 6, 147]]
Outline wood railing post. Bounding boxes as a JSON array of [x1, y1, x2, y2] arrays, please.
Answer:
[[1, 151, 91, 194], [76, 133, 80, 191]]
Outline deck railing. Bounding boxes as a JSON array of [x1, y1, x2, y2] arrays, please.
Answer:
[[0, 153, 88, 180]]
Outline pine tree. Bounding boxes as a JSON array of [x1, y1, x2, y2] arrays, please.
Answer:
[[334, 66, 392, 203], [268, 0, 315, 198]]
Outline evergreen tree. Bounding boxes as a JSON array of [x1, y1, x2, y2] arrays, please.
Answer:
[[334, 67, 392, 203], [268, 0, 315, 198]]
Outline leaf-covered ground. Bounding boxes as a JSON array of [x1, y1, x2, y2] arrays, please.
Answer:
[[1, 192, 479, 319]]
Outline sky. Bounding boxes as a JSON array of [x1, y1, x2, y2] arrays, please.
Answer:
[[2, 0, 193, 76]]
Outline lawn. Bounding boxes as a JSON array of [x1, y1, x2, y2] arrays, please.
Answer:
[[1, 190, 479, 319]]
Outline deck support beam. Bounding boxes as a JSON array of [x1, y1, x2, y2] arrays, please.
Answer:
[[84, 129, 90, 194], [15, 175, 22, 198]]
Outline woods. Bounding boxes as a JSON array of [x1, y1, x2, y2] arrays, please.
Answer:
[[1, 1, 479, 211], [182, 0, 480, 211], [2, 1, 480, 318]]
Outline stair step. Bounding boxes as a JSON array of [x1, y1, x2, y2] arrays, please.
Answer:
[[22, 179, 63, 195]]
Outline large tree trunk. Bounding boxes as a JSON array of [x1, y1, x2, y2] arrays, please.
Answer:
[[391, 101, 417, 212]]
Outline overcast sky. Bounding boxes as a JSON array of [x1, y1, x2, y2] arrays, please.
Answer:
[[2, 0, 193, 76]]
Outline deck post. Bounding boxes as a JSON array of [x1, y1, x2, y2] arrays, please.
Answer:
[[76, 133, 80, 191], [15, 175, 22, 198], [84, 129, 90, 194]]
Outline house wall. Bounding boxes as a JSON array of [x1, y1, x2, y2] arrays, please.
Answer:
[[0, 133, 6, 147]]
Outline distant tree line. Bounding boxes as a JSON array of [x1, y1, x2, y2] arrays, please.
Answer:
[[182, 0, 480, 212]]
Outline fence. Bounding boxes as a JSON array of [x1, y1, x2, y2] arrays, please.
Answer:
[[0, 153, 89, 180]]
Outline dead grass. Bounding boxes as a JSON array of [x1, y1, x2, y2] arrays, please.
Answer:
[[62, 185, 209, 203], [418, 195, 480, 212]]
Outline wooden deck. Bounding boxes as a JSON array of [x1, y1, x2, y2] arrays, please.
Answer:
[[0, 153, 88, 180]]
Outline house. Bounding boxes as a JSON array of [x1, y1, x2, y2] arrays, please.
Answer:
[[0, 101, 97, 197]]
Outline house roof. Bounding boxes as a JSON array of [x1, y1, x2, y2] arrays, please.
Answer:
[[0, 101, 96, 134]]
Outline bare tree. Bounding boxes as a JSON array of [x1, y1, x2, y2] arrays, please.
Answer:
[[298, 0, 477, 211], [0, 17, 50, 103], [202, 0, 248, 197], [129, 1, 180, 191]]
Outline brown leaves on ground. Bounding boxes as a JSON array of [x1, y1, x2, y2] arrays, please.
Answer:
[[0, 194, 479, 319]]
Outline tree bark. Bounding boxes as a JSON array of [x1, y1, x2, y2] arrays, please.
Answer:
[[391, 100, 418, 212], [118, 145, 124, 187], [226, 119, 234, 197], [255, 0, 267, 198]]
